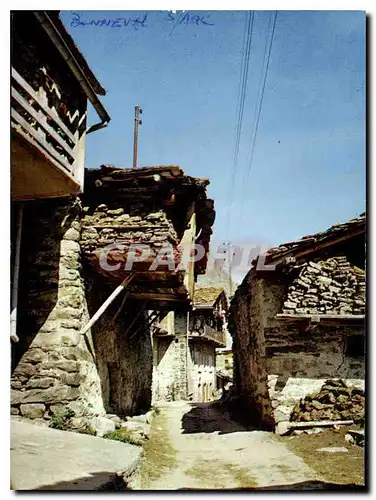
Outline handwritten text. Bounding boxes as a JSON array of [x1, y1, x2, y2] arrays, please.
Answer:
[[71, 12, 148, 30], [70, 11, 214, 32]]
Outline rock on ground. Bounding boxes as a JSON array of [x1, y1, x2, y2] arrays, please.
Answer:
[[316, 447, 349, 453], [89, 416, 116, 437]]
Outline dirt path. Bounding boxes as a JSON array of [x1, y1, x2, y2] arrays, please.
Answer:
[[140, 401, 320, 490]]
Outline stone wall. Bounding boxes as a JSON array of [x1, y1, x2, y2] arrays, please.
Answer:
[[11, 198, 104, 420], [262, 271, 364, 425], [152, 311, 218, 403], [228, 268, 275, 429], [84, 274, 153, 416], [281, 255, 365, 315], [11, 197, 154, 420], [80, 203, 180, 266], [229, 262, 365, 430], [152, 335, 184, 402], [290, 379, 364, 423], [152, 312, 188, 402], [216, 350, 233, 372]]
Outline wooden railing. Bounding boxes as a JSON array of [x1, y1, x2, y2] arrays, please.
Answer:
[[203, 325, 227, 346], [11, 67, 84, 186], [189, 325, 227, 346]]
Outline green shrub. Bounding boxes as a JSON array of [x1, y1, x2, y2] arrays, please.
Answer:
[[77, 424, 97, 436], [49, 408, 75, 430], [103, 429, 142, 446], [49, 408, 96, 436]]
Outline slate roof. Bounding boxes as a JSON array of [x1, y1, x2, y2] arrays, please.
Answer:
[[264, 213, 366, 265], [194, 286, 226, 307]]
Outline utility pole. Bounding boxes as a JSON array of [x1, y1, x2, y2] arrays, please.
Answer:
[[133, 105, 142, 168], [228, 241, 233, 298]]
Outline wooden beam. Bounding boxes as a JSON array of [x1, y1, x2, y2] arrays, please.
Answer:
[[99, 174, 163, 183], [129, 310, 160, 340], [128, 292, 188, 302], [10, 204, 23, 342], [276, 313, 365, 322], [80, 273, 134, 335], [100, 291, 129, 335], [276, 419, 354, 436], [102, 186, 163, 194], [83, 225, 170, 230]]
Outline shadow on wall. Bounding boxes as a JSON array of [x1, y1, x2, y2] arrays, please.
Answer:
[[181, 401, 259, 435], [84, 271, 153, 416], [11, 199, 72, 371]]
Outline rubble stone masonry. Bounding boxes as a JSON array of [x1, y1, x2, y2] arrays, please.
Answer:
[[151, 313, 218, 403], [152, 313, 188, 402], [229, 262, 365, 430], [11, 198, 104, 420], [282, 255, 365, 315], [84, 274, 153, 416], [11, 197, 154, 420]]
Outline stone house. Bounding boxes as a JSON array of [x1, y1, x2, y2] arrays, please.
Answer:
[[11, 11, 110, 419], [228, 214, 365, 431], [10, 13, 217, 420], [11, 164, 215, 420], [216, 348, 233, 394], [152, 286, 227, 403], [216, 348, 233, 372]]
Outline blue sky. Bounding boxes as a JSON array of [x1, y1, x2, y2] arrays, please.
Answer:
[[61, 10, 365, 278]]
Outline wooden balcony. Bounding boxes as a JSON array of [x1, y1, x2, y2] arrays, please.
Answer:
[[189, 325, 227, 347], [11, 67, 85, 201]]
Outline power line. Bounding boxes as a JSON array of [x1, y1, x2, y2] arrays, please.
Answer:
[[225, 11, 255, 238], [237, 11, 278, 231], [226, 12, 252, 222]]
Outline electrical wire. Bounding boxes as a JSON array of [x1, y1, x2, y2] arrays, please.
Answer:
[[226, 12, 250, 223], [237, 11, 278, 233], [225, 11, 255, 238]]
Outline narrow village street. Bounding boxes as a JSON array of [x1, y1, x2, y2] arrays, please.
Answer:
[[140, 401, 320, 490], [10, 10, 366, 492]]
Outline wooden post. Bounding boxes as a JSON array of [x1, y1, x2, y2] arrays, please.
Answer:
[[11, 204, 23, 342], [228, 242, 233, 298], [80, 274, 134, 335], [133, 105, 142, 168]]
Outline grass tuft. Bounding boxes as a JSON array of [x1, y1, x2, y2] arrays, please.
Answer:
[[103, 428, 143, 446], [48, 407, 96, 436], [49, 408, 75, 430], [140, 410, 177, 488]]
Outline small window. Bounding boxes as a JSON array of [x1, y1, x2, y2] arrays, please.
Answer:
[[346, 335, 365, 357]]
